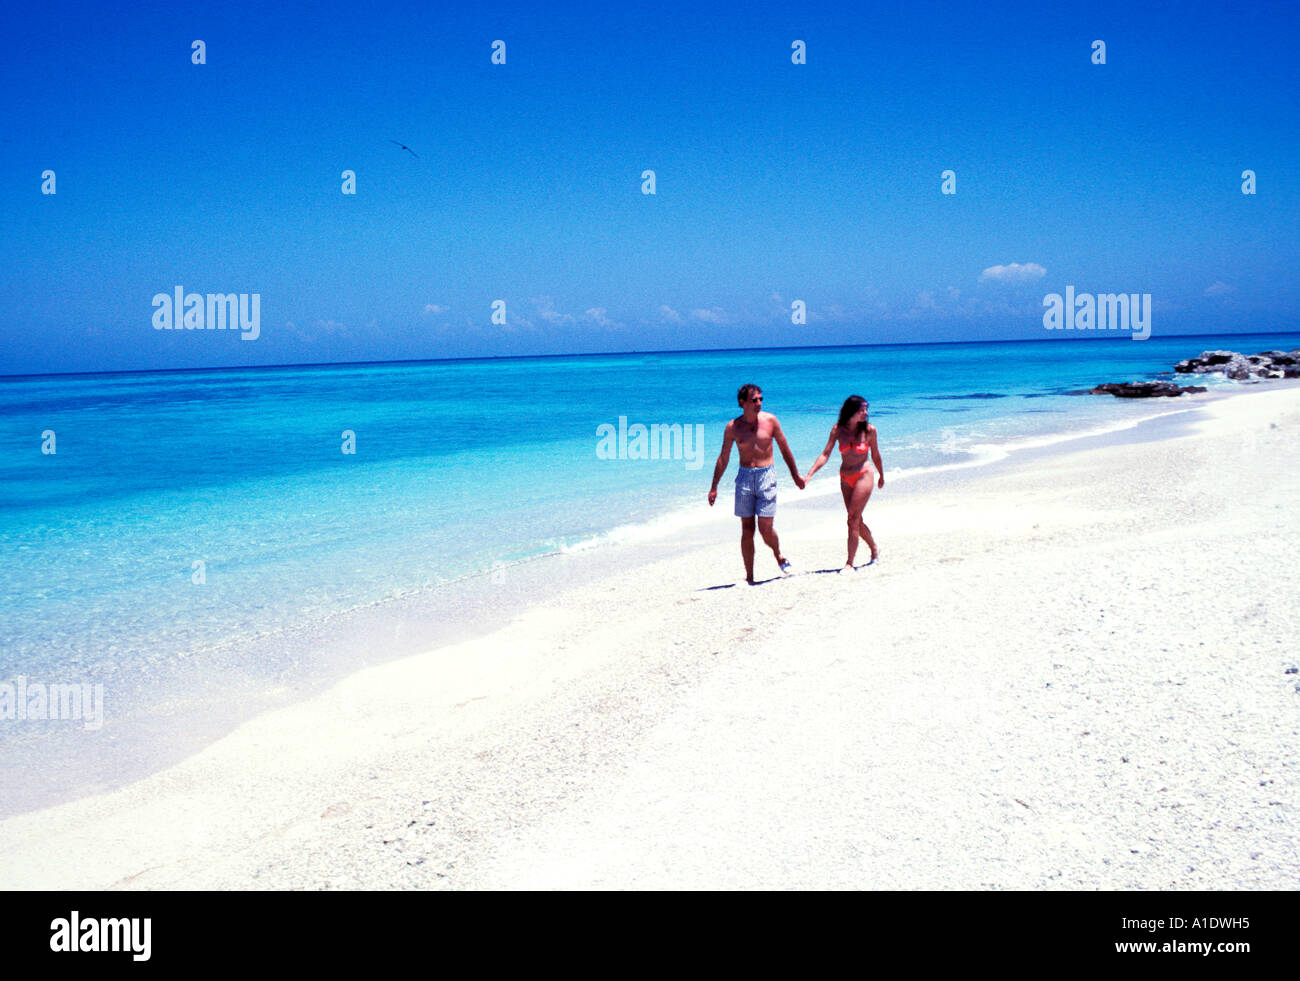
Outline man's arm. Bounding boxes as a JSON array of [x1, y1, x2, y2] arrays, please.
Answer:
[[772, 416, 806, 489], [708, 421, 735, 506]]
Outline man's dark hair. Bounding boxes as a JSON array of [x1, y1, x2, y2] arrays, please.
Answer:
[[737, 383, 762, 406]]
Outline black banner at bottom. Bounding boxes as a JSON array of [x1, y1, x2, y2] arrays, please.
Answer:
[[5, 890, 1286, 970]]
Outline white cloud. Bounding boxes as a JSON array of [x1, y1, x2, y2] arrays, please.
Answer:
[[423, 303, 448, 315], [979, 262, 1046, 283], [495, 313, 533, 330], [532, 296, 575, 325], [657, 304, 682, 323], [583, 307, 617, 327], [690, 306, 729, 324], [1204, 281, 1235, 297], [291, 318, 350, 344], [806, 303, 851, 324], [904, 286, 1032, 320]]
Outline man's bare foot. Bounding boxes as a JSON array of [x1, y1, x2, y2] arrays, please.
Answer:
[[778, 558, 793, 575], [839, 564, 855, 574]]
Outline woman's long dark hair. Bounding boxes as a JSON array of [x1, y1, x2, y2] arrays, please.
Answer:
[[837, 395, 869, 438]]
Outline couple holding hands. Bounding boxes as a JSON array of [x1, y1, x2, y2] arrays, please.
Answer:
[[707, 383, 882, 583]]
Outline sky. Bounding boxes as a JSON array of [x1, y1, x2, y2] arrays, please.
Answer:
[[0, 0, 1297, 375]]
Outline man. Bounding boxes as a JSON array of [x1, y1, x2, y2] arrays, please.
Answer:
[[707, 383, 805, 583]]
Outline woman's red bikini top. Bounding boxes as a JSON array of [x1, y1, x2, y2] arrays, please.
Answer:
[[839, 431, 868, 455]]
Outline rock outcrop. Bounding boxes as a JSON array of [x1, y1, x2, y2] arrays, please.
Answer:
[[1175, 349, 1300, 380], [1090, 381, 1208, 398]]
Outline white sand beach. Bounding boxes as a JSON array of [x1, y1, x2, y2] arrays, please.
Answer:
[[3, 386, 1298, 890]]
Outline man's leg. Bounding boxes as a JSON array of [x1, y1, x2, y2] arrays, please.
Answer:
[[740, 516, 757, 583], [756, 516, 785, 568]]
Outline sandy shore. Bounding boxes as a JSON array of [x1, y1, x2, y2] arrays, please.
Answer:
[[4, 386, 1298, 890]]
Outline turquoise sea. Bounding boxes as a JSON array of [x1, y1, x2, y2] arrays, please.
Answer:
[[2, 331, 1297, 812]]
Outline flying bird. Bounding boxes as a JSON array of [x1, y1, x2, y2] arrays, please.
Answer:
[[389, 140, 419, 159]]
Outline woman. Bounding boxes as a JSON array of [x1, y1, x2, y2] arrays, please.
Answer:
[[804, 395, 883, 571]]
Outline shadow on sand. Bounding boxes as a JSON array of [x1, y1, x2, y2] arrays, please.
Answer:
[[699, 558, 876, 590]]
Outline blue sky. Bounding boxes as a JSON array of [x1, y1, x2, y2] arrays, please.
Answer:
[[1, 0, 1296, 374]]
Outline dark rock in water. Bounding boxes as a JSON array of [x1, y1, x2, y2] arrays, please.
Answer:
[[919, 393, 1008, 400], [1177, 348, 1300, 381], [1224, 355, 1257, 381], [1090, 381, 1207, 398], [1245, 355, 1284, 378], [1176, 350, 1246, 374]]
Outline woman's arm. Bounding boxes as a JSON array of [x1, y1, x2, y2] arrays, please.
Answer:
[[804, 427, 839, 481], [869, 425, 884, 488]]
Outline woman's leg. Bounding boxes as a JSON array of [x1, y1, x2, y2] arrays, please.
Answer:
[[846, 474, 874, 568], [840, 478, 856, 568], [858, 519, 878, 560]]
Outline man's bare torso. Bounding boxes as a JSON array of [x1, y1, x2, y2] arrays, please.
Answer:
[[733, 411, 777, 468]]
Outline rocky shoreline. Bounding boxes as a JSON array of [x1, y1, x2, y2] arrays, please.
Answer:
[[1091, 348, 1300, 398], [1174, 349, 1300, 380]]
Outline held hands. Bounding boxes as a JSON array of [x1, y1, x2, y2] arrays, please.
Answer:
[[794, 474, 806, 490]]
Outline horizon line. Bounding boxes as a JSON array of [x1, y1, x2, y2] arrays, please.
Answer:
[[2, 328, 1297, 383]]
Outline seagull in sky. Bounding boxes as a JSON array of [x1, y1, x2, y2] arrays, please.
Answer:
[[389, 140, 419, 159]]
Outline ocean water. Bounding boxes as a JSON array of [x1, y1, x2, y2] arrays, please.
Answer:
[[2, 331, 1297, 811]]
